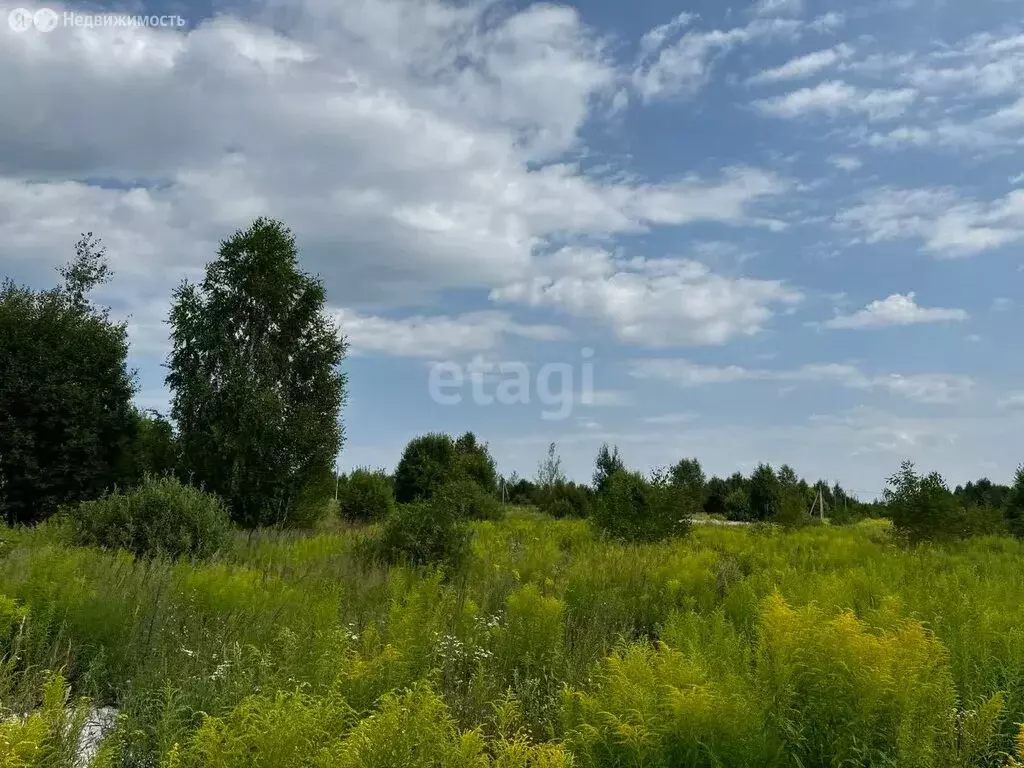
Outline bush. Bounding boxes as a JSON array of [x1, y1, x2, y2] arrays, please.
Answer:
[[538, 481, 592, 518], [393, 434, 459, 503], [67, 475, 231, 559], [375, 500, 471, 570], [590, 470, 691, 542], [434, 477, 503, 521], [337, 468, 395, 522]]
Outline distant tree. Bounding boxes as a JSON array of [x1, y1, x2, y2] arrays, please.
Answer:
[[748, 464, 781, 521], [670, 458, 706, 496], [884, 460, 969, 542], [703, 476, 729, 517], [394, 433, 459, 503], [591, 469, 691, 542], [0, 234, 137, 524], [777, 464, 799, 489], [167, 218, 346, 528], [1005, 466, 1024, 538], [724, 488, 751, 522], [121, 409, 178, 485], [455, 432, 497, 493], [593, 443, 625, 495], [536, 442, 566, 488]]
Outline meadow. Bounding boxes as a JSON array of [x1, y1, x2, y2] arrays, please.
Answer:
[[1, 510, 1023, 767]]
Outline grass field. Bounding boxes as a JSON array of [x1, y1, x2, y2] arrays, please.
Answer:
[[2, 510, 1024, 766]]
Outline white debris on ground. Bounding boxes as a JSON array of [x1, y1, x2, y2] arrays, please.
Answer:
[[76, 706, 118, 768]]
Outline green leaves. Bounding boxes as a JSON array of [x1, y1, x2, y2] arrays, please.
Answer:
[[0, 237, 137, 524], [166, 218, 346, 528]]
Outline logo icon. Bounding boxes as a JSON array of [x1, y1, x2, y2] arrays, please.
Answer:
[[8, 7, 34, 31], [33, 7, 58, 31]]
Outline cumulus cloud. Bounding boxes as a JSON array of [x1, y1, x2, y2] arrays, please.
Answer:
[[823, 293, 968, 329], [490, 247, 803, 347], [630, 359, 974, 403], [0, 0, 809, 364]]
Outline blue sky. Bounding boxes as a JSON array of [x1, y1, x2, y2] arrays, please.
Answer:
[[2, 0, 1023, 497]]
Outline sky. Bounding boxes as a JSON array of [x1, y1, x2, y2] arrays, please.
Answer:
[[2, 0, 1023, 498]]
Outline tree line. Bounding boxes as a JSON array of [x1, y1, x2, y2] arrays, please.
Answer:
[[1, 220, 344, 529], [3, 217, 1023, 553]]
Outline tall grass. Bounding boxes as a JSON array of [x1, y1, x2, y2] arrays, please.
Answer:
[[1, 513, 1024, 766]]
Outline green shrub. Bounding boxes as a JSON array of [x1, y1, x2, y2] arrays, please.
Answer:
[[375, 501, 471, 570], [337, 468, 395, 522], [393, 434, 459, 503], [590, 470, 691, 542], [0, 673, 88, 768], [537, 482, 592, 518], [434, 477, 504, 521], [67, 475, 231, 559]]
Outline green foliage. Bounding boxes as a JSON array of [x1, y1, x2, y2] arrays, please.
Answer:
[[121, 409, 178, 486], [162, 688, 355, 768], [1006, 465, 1024, 538], [167, 218, 346, 528], [67, 475, 231, 559], [537, 482, 592, 518], [0, 235, 137, 525], [394, 434, 459, 504], [773, 487, 811, 528], [669, 457, 705, 497], [723, 488, 751, 522], [885, 461, 977, 541], [0, 673, 89, 768], [591, 469, 692, 542], [747, 463, 781, 521], [338, 468, 395, 522], [376, 501, 472, 570], [3, 488, 1024, 767], [435, 477, 504, 522], [592, 444, 624, 496], [756, 593, 997, 767], [455, 432, 498, 495], [534, 443, 565, 489]]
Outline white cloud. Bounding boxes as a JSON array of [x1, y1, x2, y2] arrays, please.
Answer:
[[642, 412, 698, 425], [754, 81, 918, 120], [6, 0, 790, 313], [828, 155, 863, 171], [491, 247, 802, 347], [334, 309, 568, 358], [583, 389, 635, 407], [754, 0, 805, 17], [633, 14, 805, 101], [748, 45, 853, 84], [823, 293, 968, 329], [630, 359, 974, 403], [999, 393, 1024, 410], [837, 187, 1024, 256], [992, 297, 1014, 312]]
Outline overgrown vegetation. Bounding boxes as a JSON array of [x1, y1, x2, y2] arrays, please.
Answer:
[[66, 475, 231, 560], [7, 223, 1024, 766]]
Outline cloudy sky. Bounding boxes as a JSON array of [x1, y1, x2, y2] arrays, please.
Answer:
[[3, 0, 1023, 497]]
